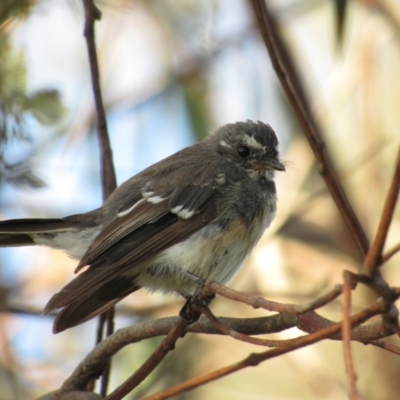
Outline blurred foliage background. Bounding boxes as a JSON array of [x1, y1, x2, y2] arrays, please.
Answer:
[[0, 0, 400, 399]]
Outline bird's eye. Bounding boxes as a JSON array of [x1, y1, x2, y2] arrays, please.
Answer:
[[237, 146, 250, 158]]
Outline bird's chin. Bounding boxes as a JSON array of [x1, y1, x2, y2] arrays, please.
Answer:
[[246, 168, 275, 181]]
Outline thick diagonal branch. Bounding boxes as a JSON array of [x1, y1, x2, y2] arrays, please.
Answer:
[[250, 0, 369, 256]]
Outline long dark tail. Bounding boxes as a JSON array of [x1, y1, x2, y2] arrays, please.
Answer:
[[44, 267, 140, 333], [0, 218, 77, 247], [0, 216, 130, 332]]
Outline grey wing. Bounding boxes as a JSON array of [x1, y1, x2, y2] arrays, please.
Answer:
[[44, 184, 220, 332], [76, 184, 217, 270]]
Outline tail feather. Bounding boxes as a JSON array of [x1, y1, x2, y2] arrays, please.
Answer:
[[0, 218, 79, 247], [0, 234, 35, 247], [45, 268, 140, 333], [52, 297, 123, 333], [0, 218, 77, 234]]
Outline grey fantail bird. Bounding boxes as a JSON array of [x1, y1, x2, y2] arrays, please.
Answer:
[[0, 120, 285, 333]]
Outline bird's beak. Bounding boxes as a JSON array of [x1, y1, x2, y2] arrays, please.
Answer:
[[268, 159, 286, 171]]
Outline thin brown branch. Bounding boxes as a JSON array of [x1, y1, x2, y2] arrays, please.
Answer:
[[62, 317, 179, 391], [354, 147, 400, 334], [250, 0, 400, 355], [142, 302, 384, 400], [342, 271, 358, 400], [82, 0, 117, 394], [200, 306, 287, 347], [298, 311, 369, 341], [61, 314, 296, 392], [201, 304, 377, 349], [362, 147, 400, 275], [206, 281, 343, 313], [91, 310, 110, 392], [82, 0, 116, 199], [105, 318, 190, 400], [382, 242, 400, 263], [99, 308, 115, 396], [250, 0, 369, 256], [371, 340, 400, 356], [58, 299, 396, 394]]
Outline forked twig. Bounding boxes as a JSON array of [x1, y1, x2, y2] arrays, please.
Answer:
[[142, 302, 384, 400], [362, 148, 400, 275], [105, 318, 190, 400], [56, 282, 397, 396], [357, 148, 400, 334], [200, 305, 288, 347], [206, 281, 343, 313], [250, 0, 400, 373]]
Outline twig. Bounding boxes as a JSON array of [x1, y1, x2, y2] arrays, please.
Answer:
[[206, 281, 343, 313], [99, 308, 115, 396], [59, 297, 397, 393], [250, 0, 400, 378], [90, 311, 107, 389], [200, 306, 288, 347], [61, 314, 296, 391], [250, 0, 369, 256], [82, 0, 116, 199], [62, 317, 180, 391], [342, 271, 358, 400], [142, 302, 384, 400], [296, 311, 387, 342], [361, 147, 400, 275], [105, 318, 190, 400], [382, 242, 400, 263], [355, 147, 400, 335], [371, 340, 400, 356], [201, 304, 379, 349], [82, 0, 117, 394]]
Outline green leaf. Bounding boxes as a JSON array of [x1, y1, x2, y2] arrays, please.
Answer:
[[24, 90, 66, 125], [0, 0, 36, 27]]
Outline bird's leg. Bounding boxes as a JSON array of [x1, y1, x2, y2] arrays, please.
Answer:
[[179, 271, 215, 324]]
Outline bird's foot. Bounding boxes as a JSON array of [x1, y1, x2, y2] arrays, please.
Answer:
[[179, 272, 215, 324]]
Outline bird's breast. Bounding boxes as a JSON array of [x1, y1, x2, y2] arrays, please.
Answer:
[[138, 198, 276, 296]]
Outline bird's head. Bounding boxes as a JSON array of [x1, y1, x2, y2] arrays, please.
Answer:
[[213, 120, 285, 181]]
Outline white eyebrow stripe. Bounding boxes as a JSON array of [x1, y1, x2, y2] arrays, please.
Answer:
[[243, 135, 265, 150], [117, 198, 145, 217], [219, 140, 231, 148]]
